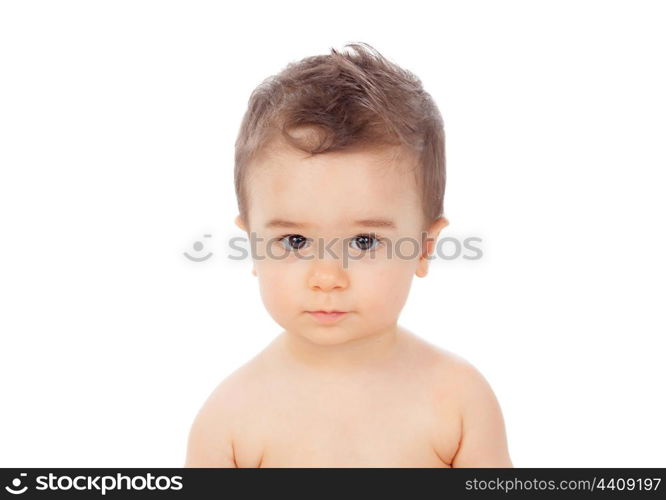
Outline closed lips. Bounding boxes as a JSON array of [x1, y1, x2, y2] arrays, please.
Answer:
[[307, 311, 349, 322]]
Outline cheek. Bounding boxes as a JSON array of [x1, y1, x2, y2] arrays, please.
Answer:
[[352, 260, 416, 315], [256, 262, 301, 320]]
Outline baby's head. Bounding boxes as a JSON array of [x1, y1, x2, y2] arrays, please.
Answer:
[[233, 43, 448, 347]]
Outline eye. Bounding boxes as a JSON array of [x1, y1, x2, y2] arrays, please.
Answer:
[[278, 234, 311, 251], [349, 233, 383, 252]]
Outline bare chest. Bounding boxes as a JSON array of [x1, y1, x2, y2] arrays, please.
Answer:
[[233, 380, 459, 467]]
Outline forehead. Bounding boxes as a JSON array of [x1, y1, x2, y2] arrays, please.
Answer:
[[247, 142, 421, 230]]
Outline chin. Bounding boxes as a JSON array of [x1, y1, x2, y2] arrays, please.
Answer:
[[296, 327, 360, 346]]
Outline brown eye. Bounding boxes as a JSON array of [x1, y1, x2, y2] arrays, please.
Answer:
[[350, 234, 381, 252], [279, 234, 310, 251]]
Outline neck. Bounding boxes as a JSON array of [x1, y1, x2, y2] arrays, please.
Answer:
[[277, 323, 405, 376]]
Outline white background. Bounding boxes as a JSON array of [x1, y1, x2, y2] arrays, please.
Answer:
[[1, 0, 664, 467]]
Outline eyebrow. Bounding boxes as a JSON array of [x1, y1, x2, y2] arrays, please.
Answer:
[[264, 218, 398, 230]]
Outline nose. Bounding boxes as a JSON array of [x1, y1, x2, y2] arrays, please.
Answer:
[[307, 254, 350, 292]]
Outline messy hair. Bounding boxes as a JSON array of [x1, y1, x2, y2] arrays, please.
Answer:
[[234, 42, 445, 230]]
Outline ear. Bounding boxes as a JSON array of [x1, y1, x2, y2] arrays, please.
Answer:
[[416, 216, 449, 278], [234, 215, 248, 232], [234, 215, 256, 276]]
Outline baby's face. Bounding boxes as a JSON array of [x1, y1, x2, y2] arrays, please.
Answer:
[[237, 141, 446, 346]]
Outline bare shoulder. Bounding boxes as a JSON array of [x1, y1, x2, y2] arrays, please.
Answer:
[[184, 354, 267, 468], [398, 329, 479, 387], [404, 333, 513, 467]]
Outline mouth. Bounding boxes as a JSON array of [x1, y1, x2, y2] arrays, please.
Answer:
[[306, 310, 349, 324]]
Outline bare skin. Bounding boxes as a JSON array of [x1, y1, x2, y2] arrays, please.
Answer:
[[185, 138, 512, 467], [185, 326, 512, 468]]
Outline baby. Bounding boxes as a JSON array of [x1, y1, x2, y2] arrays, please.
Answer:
[[185, 42, 512, 468]]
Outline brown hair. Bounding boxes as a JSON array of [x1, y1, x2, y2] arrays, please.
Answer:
[[234, 42, 445, 231]]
